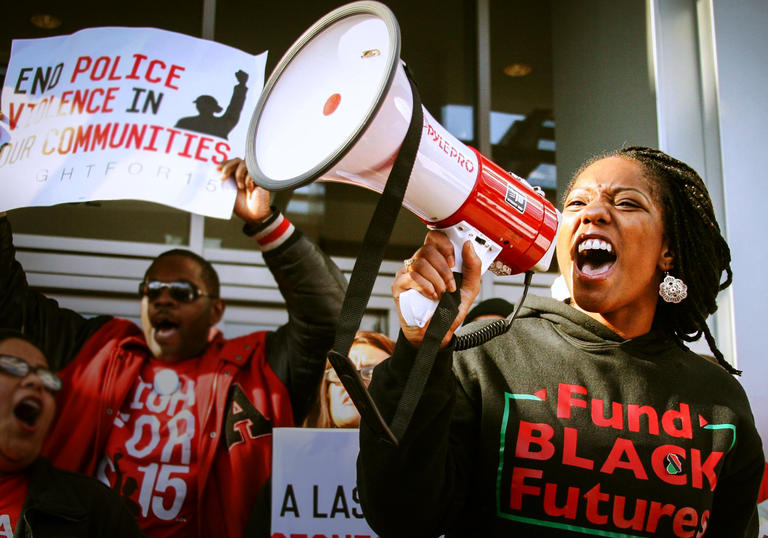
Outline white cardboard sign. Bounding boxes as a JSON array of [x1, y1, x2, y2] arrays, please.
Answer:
[[271, 428, 379, 538], [0, 27, 266, 218]]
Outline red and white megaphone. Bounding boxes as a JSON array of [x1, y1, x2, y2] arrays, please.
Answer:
[[246, 1, 559, 327]]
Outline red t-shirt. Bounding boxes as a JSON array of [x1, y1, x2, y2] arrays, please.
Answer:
[[97, 358, 200, 537], [0, 472, 29, 537]]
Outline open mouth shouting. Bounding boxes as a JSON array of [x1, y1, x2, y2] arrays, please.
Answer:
[[151, 314, 181, 343], [13, 396, 43, 431], [576, 237, 617, 278]]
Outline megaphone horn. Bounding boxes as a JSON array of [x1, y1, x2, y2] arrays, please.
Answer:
[[246, 0, 560, 327]]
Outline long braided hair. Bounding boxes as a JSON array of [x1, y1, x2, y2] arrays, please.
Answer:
[[607, 146, 738, 374]]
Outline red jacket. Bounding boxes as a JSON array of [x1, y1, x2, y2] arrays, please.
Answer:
[[44, 319, 296, 537], [1, 216, 347, 537]]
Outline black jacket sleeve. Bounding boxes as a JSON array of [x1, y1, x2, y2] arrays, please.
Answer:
[[356, 332, 477, 538], [22, 458, 145, 538], [261, 226, 347, 424], [0, 216, 110, 371]]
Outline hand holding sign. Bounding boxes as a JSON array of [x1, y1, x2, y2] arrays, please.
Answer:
[[218, 157, 272, 225]]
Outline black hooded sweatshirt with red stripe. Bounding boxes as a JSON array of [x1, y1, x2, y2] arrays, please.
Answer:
[[357, 295, 763, 538]]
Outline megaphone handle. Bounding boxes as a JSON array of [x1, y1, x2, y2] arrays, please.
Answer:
[[399, 223, 497, 327], [399, 288, 441, 328]]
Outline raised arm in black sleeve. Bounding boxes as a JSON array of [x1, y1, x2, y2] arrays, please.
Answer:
[[0, 215, 110, 371], [260, 225, 347, 424]]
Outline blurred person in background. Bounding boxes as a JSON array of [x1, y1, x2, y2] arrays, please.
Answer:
[[462, 297, 515, 326], [304, 331, 395, 429]]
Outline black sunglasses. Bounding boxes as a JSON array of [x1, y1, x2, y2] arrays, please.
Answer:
[[138, 280, 211, 303], [0, 354, 62, 393]]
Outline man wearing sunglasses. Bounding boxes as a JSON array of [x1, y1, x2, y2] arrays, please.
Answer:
[[0, 158, 346, 538]]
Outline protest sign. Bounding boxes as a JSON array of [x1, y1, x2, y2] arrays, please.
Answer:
[[271, 428, 379, 538], [0, 27, 266, 218]]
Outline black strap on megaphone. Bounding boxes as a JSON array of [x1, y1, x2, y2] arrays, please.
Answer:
[[326, 67, 462, 446]]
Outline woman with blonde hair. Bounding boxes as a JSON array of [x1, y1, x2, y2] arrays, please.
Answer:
[[304, 330, 394, 429]]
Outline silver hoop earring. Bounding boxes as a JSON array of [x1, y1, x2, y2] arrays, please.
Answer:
[[659, 272, 688, 303]]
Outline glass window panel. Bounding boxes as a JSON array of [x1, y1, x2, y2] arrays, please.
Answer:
[[3, 1, 203, 42], [489, 0, 556, 206], [8, 201, 190, 244]]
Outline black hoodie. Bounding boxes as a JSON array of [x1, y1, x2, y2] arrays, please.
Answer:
[[358, 295, 763, 538]]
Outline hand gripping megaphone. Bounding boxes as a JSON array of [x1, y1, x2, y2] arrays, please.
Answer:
[[245, 1, 559, 327]]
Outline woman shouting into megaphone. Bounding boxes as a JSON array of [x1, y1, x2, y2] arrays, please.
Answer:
[[356, 146, 763, 538]]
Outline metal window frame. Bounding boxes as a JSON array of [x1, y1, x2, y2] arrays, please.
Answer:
[[648, 0, 735, 362]]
